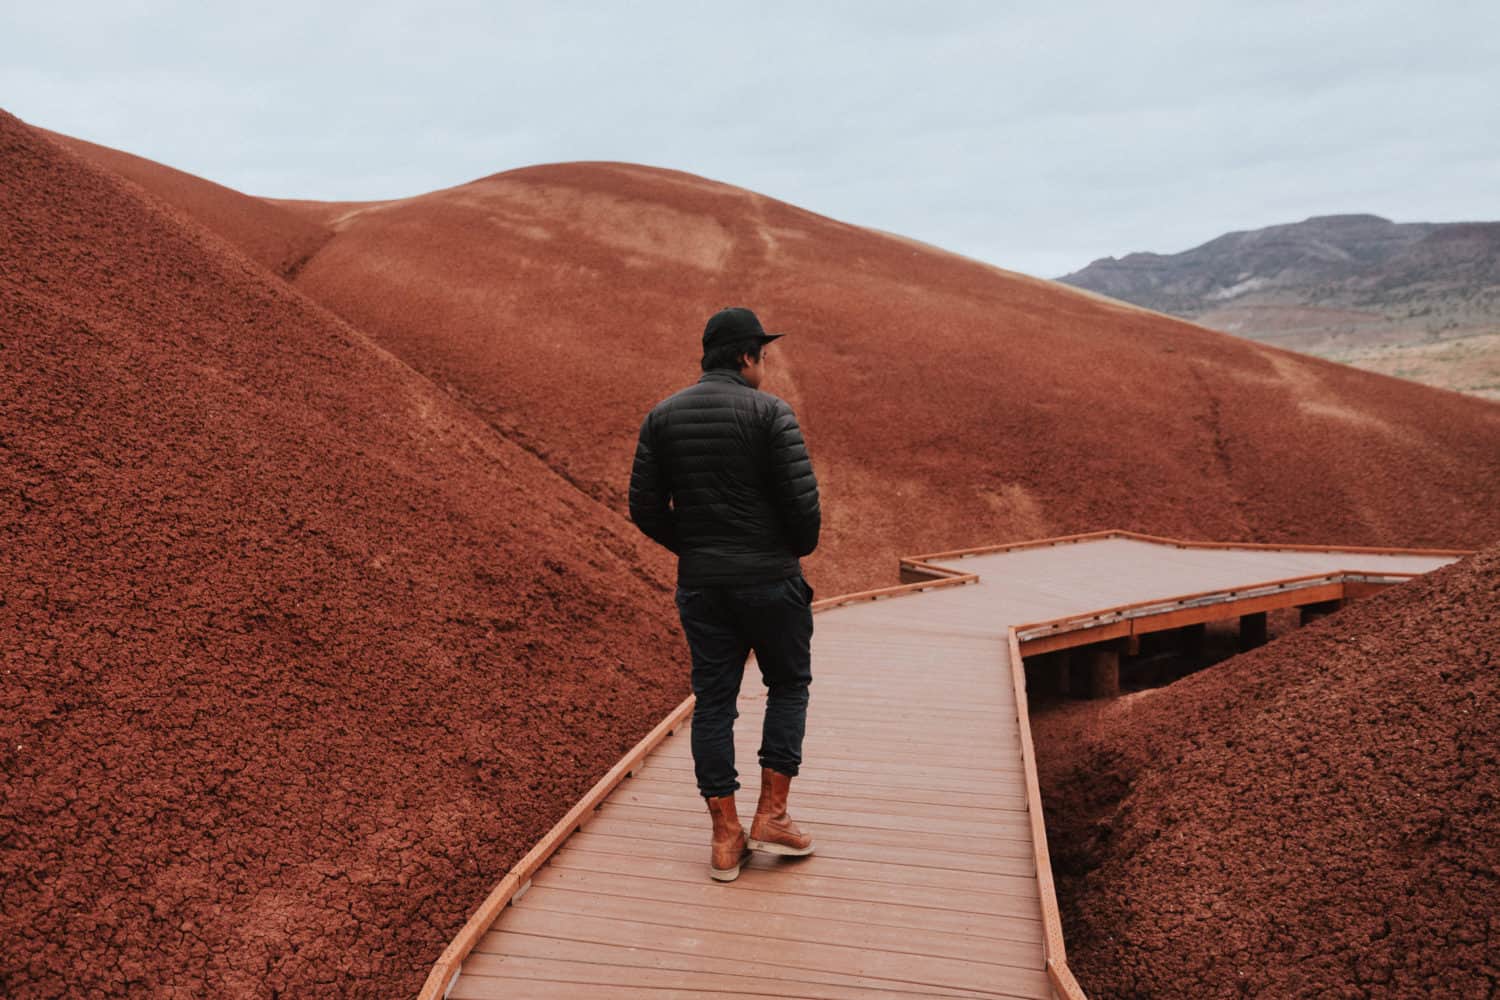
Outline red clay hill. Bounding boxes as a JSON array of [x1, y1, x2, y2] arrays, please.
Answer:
[[64, 142, 1500, 596], [16, 120, 1500, 999], [271, 165, 1500, 596], [1032, 541, 1499, 998], [45, 129, 332, 280], [1, 112, 683, 997]]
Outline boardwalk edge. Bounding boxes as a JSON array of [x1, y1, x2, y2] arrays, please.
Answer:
[[418, 528, 1476, 999], [416, 694, 696, 999]]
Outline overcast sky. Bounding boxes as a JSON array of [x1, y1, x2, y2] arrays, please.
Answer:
[[5, 2, 1498, 277]]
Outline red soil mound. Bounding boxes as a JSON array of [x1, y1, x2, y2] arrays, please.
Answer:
[[46, 130, 332, 279], [30, 124, 1500, 998], [271, 163, 1500, 596], [1, 112, 684, 997], [1031, 546, 1500, 998]]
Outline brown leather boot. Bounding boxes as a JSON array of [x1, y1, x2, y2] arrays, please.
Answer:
[[705, 794, 750, 881], [747, 767, 814, 856]]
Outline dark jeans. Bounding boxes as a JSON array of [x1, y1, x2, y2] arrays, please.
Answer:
[[675, 574, 815, 799]]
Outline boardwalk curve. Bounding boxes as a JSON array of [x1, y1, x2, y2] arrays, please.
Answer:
[[421, 530, 1468, 999]]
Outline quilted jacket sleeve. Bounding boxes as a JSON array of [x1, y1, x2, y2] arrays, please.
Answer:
[[767, 400, 821, 557], [628, 411, 679, 554]]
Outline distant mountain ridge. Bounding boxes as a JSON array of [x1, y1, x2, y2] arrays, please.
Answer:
[[1057, 214, 1500, 399], [1060, 213, 1500, 320]]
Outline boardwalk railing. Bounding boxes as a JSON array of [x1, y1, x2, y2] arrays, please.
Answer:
[[1011, 569, 1418, 654], [899, 528, 1472, 997], [1007, 626, 1088, 999], [901, 527, 1473, 566], [418, 528, 1474, 1000], [417, 697, 696, 998]]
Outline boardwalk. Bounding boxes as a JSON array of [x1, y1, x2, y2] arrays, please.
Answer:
[[428, 532, 1464, 1000]]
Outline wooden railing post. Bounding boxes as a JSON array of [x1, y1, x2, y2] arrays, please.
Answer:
[[1085, 640, 1123, 699]]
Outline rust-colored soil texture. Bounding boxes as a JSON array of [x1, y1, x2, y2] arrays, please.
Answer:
[[63, 143, 1500, 598], [266, 165, 1500, 597], [0, 112, 685, 997], [23, 122, 1500, 999], [1031, 544, 1500, 998], [45, 130, 333, 280]]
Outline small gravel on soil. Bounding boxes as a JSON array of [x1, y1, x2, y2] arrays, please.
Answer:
[[14, 112, 1500, 998], [1, 111, 684, 998], [1032, 544, 1500, 999]]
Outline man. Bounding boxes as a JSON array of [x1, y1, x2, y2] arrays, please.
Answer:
[[628, 306, 821, 882]]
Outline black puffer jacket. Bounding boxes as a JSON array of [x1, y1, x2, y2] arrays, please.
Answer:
[[629, 368, 820, 586]]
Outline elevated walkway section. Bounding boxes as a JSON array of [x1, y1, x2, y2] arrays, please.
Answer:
[[422, 531, 1467, 1000]]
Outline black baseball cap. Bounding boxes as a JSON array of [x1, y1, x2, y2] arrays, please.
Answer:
[[702, 307, 784, 352]]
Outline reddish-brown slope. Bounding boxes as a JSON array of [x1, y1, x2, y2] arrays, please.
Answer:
[[1032, 548, 1500, 998], [48, 129, 331, 278], [0, 113, 682, 997], [277, 163, 1500, 596]]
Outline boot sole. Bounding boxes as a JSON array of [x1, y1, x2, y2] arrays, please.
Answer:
[[709, 845, 752, 881], [747, 837, 815, 857]]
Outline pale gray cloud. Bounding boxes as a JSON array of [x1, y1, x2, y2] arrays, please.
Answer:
[[4, 1, 1497, 276]]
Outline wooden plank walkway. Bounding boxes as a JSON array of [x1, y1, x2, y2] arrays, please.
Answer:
[[432, 532, 1465, 1000]]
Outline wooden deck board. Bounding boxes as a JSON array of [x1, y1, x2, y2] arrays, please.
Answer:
[[636, 767, 1032, 797], [612, 784, 1031, 818], [632, 761, 1028, 805], [545, 847, 1045, 917], [530, 865, 1044, 942], [563, 824, 1038, 878], [563, 822, 1038, 865], [454, 953, 991, 1000], [440, 535, 1463, 1000], [593, 799, 1033, 840], [711, 717, 1024, 748], [474, 910, 1053, 998], [515, 885, 1045, 968], [460, 938, 1022, 999], [653, 742, 1025, 772]]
